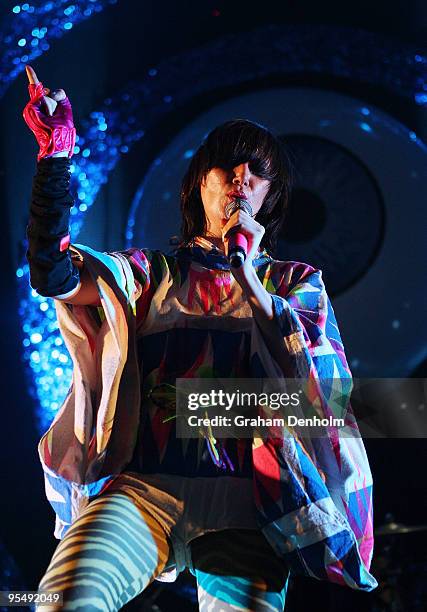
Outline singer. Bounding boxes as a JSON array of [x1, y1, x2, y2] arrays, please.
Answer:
[[23, 65, 376, 611]]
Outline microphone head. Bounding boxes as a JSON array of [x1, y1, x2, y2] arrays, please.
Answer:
[[229, 251, 245, 268], [224, 197, 253, 220]]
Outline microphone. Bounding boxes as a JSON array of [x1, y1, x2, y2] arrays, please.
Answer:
[[224, 197, 254, 268]]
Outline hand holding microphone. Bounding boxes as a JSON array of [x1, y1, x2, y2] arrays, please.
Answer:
[[222, 195, 265, 269], [224, 196, 253, 267]]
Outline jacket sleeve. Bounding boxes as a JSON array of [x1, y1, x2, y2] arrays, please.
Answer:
[[26, 157, 81, 299], [38, 245, 153, 540], [251, 261, 353, 422], [250, 260, 375, 588]]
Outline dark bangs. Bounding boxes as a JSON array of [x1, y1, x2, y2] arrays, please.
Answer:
[[204, 120, 282, 182], [180, 118, 292, 255]]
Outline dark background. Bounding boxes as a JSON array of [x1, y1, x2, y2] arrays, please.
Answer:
[[0, 1, 426, 610]]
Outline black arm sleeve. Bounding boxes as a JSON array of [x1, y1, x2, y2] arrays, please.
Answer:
[[26, 157, 80, 297]]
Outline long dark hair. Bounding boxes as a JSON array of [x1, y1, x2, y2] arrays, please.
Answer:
[[180, 118, 292, 255]]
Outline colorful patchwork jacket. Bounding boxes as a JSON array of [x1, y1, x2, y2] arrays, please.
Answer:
[[38, 237, 377, 589]]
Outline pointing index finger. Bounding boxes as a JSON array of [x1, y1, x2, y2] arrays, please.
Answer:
[[25, 65, 39, 85], [25, 64, 57, 114]]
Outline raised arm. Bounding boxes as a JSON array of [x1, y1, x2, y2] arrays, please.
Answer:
[[23, 65, 100, 306]]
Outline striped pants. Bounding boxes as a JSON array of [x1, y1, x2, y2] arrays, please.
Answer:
[[37, 489, 290, 611]]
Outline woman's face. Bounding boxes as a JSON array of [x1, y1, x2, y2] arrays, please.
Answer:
[[199, 162, 271, 239]]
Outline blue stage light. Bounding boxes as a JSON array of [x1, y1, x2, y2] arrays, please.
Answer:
[[0, 0, 119, 99], [415, 93, 427, 105]]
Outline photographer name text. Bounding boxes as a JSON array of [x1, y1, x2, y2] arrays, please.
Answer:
[[187, 414, 345, 428]]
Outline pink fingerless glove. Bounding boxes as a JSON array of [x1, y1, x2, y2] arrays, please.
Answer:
[[23, 82, 76, 161]]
